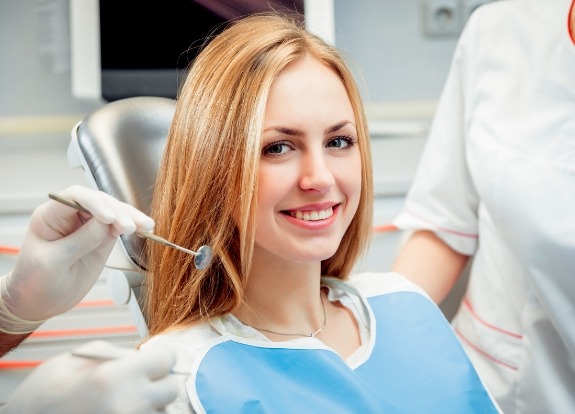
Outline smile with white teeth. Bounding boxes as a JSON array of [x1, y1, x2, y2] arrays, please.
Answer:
[[290, 207, 334, 221]]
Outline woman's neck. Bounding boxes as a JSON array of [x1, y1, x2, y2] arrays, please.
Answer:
[[234, 251, 325, 336]]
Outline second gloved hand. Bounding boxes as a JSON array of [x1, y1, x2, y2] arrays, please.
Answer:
[[0, 340, 179, 414]]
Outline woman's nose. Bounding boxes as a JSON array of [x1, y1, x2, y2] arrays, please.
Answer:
[[298, 151, 335, 193]]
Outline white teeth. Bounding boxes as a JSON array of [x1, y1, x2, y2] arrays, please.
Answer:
[[292, 207, 333, 221]]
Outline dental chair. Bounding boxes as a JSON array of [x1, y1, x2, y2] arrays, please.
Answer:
[[67, 96, 176, 339]]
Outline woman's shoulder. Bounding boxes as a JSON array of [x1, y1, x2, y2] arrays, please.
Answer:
[[343, 271, 432, 300], [141, 323, 221, 373]]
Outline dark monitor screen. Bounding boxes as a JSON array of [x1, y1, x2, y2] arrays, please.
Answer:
[[98, 0, 304, 102]]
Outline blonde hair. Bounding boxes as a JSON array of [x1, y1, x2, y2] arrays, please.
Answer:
[[145, 13, 373, 335]]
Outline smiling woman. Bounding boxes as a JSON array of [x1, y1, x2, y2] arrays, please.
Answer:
[[255, 56, 362, 267], [140, 12, 502, 414]]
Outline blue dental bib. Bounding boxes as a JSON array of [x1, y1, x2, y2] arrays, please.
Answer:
[[187, 291, 499, 413]]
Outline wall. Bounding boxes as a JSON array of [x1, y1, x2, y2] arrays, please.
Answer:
[[0, 1, 137, 402], [0, 0, 103, 116], [335, 0, 459, 105]]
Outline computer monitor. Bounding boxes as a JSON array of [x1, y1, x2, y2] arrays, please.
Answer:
[[70, 0, 334, 102]]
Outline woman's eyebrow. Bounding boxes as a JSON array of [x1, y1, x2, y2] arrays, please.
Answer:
[[263, 121, 356, 135], [263, 126, 303, 136], [326, 121, 355, 134]]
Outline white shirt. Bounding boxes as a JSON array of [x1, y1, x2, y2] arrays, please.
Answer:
[[394, 0, 575, 412]]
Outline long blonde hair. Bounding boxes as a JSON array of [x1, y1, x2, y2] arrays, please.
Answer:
[[145, 13, 373, 335]]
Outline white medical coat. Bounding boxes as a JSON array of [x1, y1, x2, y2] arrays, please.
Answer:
[[394, 0, 575, 412]]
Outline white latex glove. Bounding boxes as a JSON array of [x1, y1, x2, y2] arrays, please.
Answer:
[[0, 341, 179, 414], [4, 185, 154, 327]]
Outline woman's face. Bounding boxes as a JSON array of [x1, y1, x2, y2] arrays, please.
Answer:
[[255, 56, 362, 265]]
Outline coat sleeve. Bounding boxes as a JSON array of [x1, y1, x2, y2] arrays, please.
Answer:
[[393, 17, 482, 256]]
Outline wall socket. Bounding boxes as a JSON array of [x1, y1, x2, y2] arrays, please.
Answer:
[[422, 0, 461, 36], [422, 0, 495, 36]]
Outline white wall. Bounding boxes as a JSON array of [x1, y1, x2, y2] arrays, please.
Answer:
[[334, 0, 459, 104]]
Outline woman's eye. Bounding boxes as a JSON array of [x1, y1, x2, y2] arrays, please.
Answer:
[[327, 135, 355, 149], [263, 141, 292, 156]]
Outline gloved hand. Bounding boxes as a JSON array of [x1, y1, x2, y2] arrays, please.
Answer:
[[0, 341, 179, 414], [1, 185, 154, 332]]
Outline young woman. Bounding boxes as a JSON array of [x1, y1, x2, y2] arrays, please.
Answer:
[[141, 13, 501, 413]]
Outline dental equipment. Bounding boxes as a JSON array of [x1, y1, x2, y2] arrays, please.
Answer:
[[48, 192, 212, 270]]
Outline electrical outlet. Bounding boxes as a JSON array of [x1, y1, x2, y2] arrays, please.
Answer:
[[422, 0, 462, 36]]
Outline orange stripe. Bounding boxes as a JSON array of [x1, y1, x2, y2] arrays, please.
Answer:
[[373, 224, 398, 233], [75, 300, 115, 308], [0, 245, 20, 254], [0, 360, 42, 370], [29, 325, 137, 338]]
